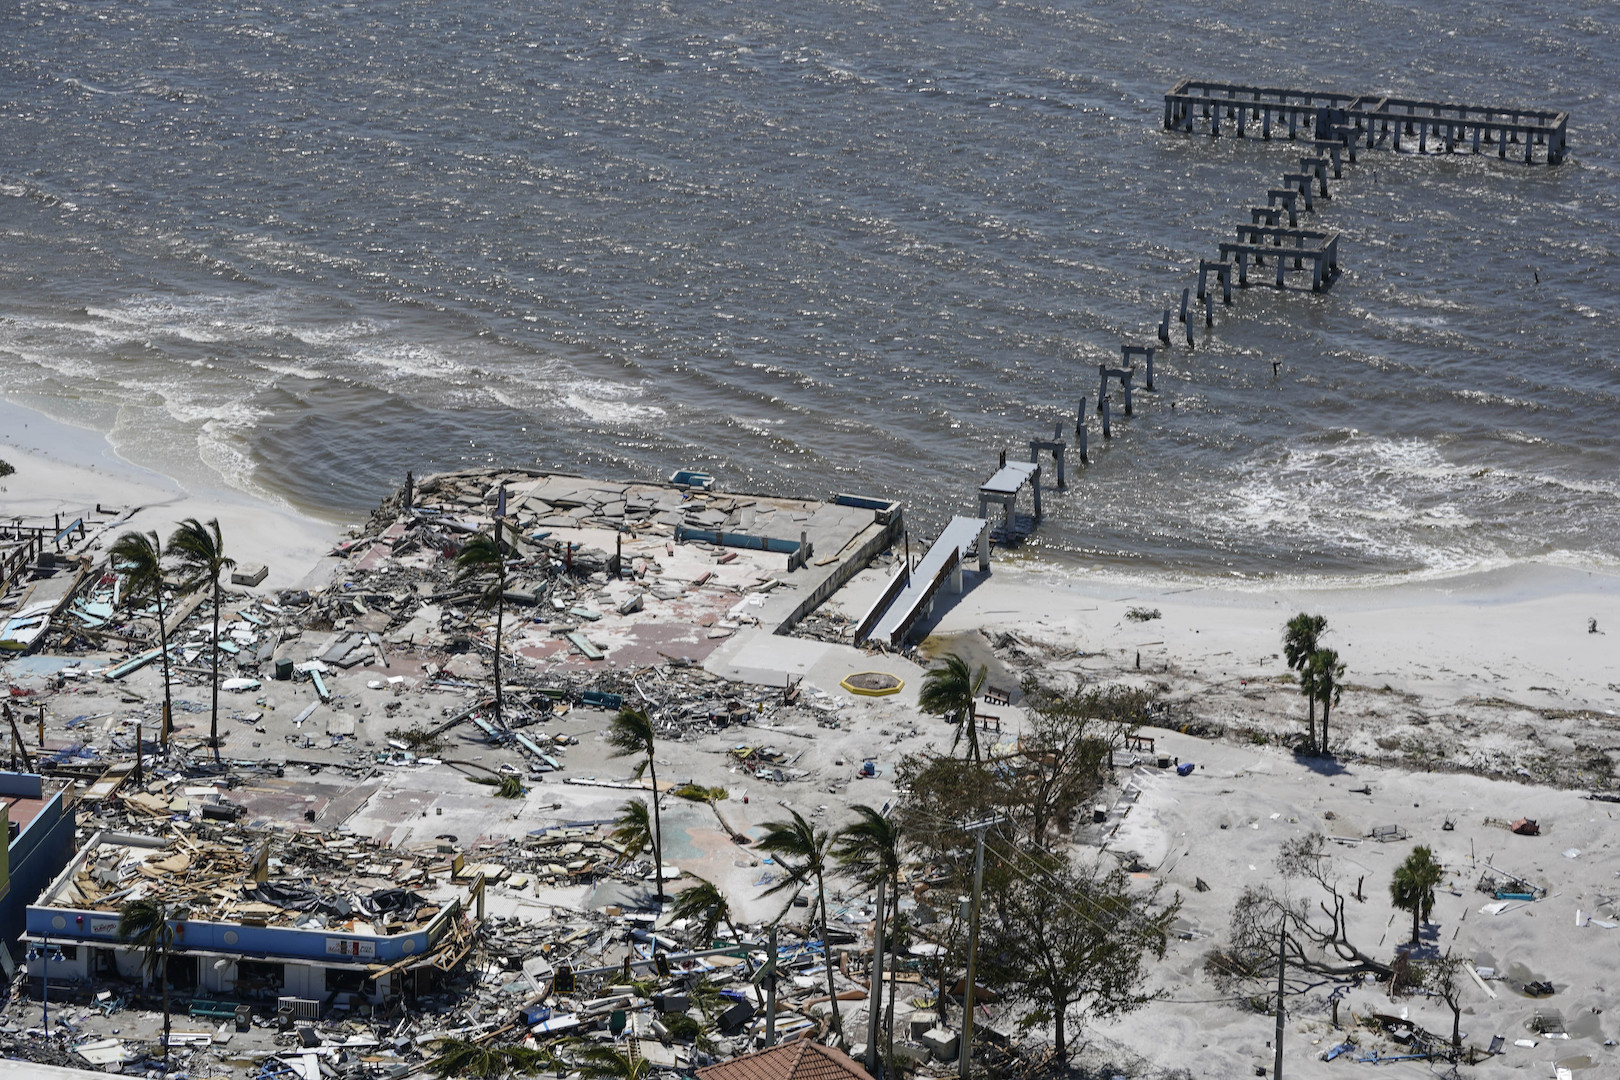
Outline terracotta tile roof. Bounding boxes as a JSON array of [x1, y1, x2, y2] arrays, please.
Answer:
[[697, 1040, 874, 1080]]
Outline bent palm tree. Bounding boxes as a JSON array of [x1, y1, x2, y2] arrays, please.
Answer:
[[169, 519, 234, 760], [759, 809, 842, 1036], [111, 530, 174, 750], [671, 877, 743, 946], [610, 798, 653, 862], [573, 1045, 651, 1080], [432, 1039, 555, 1079], [1283, 613, 1328, 750], [919, 653, 988, 763], [607, 707, 664, 899], [119, 898, 184, 1066], [456, 532, 509, 729], [1309, 647, 1346, 754], [1390, 845, 1443, 944], [834, 805, 906, 1068]]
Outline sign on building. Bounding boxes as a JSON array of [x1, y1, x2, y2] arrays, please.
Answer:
[[325, 938, 377, 959]]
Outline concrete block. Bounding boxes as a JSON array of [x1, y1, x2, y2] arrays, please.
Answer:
[[231, 563, 268, 587], [922, 1027, 959, 1062]]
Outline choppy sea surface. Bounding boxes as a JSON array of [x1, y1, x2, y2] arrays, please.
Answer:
[[2, 0, 1618, 580]]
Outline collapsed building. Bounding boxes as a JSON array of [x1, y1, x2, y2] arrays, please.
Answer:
[[22, 829, 482, 1009]]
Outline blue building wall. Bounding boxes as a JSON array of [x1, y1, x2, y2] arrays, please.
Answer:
[[2, 782, 76, 957]]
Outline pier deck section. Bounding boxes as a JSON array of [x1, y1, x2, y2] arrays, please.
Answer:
[[1164, 79, 1568, 165], [864, 516, 990, 647]]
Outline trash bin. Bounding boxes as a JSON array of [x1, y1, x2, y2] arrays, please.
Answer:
[[275, 658, 294, 681], [235, 1004, 252, 1032]]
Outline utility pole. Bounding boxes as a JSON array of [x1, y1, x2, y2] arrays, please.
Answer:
[[765, 925, 778, 1047], [866, 877, 887, 1076], [1273, 924, 1287, 1079], [959, 819, 995, 1080]]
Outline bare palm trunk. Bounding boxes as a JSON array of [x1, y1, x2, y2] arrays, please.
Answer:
[[967, 699, 980, 763], [493, 582, 505, 729], [648, 755, 664, 901], [209, 575, 221, 760], [816, 867, 842, 1036], [885, 879, 899, 1068], [160, 939, 172, 1067], [155, 587, 173, 754], [1307, 695, 1317, 752], [1320, 696, 1330, 754]]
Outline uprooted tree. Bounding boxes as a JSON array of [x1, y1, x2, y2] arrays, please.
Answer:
[[1209, 833, 1392, 1005]]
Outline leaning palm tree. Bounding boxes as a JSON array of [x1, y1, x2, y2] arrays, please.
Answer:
[[919, 652, 988, 763], [1390, 845, 1443, 944], [168, 519, 234, 761], [456, 532, 510, 730], [119, 898, 184, 1067], [111, 530, 175, 750], [670, 877, 744, 946], [834, 805, 906, 1070], [572, 1044, 651, 1080], [759, 808, 842, 1037], [607, 707, 665, 900], [1283, 613, 1328, 751], [1309, 647, 1346, 754], [432, 1039, 556, 1079], [609, 798, 653, 863]]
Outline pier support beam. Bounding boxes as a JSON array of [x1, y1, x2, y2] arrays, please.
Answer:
[[1123, 344, 1157, 391]]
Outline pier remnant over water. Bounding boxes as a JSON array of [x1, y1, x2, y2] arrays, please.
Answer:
[[1163, 79, 1568, 165]]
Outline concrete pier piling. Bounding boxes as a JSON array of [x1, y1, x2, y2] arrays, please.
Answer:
[[1029, 421, 1067, 489], [1197, 259, 1233, 305], [1179, 287, 1191, 324], [1159, 309, 1172, 345], [1100, 393, 1112, 439], [1098, 364, 1135, 416], [1299, 157, 1331, 197], [1163, 79, 1568, 165], [1281, 172, 1315, 211], [1267, 188, 1301, 227], [1221, 226, 1340, 291], [1123, 345, 1157, 391]]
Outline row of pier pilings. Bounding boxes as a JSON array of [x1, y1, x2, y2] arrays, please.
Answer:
[[1005, 82, 1567, 530]]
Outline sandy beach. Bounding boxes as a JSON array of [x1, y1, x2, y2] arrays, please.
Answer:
[[2, 398, 344, 594]]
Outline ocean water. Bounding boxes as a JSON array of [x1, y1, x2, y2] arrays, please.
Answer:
[[2, 0, 1617, 580]]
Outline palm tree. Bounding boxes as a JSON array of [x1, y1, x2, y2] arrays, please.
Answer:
[[1390, 845, 1443, 944], [759, 808, 842, 1037], [610, 798, 653, 862], [1309, 647, 1346, 754], [1283, 613, 1327, 751], [671, 878, 744, 946], [169, 519, 234, 761], [432, 1039, 556, 1079], [456, 532, 510, 730], [111, 530, 175, 750], [919, 653, 988, 763], [573, 1044, 651, 1080], [607, 707, 665, 901], [834, 805, 906, 1069], [119, 898, 185, 1066]]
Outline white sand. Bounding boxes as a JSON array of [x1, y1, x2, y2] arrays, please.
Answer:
[[2, 399, 342, 592], [926, 561, 1620, 786]]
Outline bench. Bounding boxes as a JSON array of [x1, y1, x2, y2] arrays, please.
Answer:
[[982, 686, 1011, 707], [189, 999, 241, 1021], [581, 691, 624, 711]]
